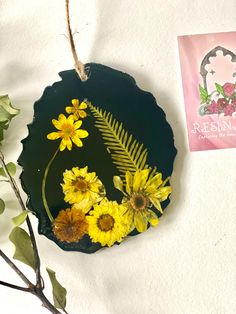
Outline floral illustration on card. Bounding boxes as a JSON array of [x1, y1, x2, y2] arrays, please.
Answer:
[[198, 46, 236, 117]]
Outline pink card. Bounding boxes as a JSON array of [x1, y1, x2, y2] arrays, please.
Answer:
[[178, 31, 236, 151]]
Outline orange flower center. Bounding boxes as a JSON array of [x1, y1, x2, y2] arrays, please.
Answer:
[[74, 178, 88, 192], [130, 193, 149, 211], [61, 123, 75, 137], [97, 214, 115, 231]]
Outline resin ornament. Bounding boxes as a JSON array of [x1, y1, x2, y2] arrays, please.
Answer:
[[18, 63, 177, 253]]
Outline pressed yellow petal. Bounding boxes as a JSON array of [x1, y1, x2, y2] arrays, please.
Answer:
[[79, 110, 87, 118], [146, 210, 159, 227], [155, 186, 171, 202], [76, 129, 89, 138], [58, 114, 67, 123], [72, 137, 83, 147], [125, 171, 133, 195], [47, 132, 61, 140], [149, 196, 163, 214], [145, 173, 163, 193], [133, 169, 149, 192], [66, 138, 72, 151], [51, 119, 62, 130], [134, 213, 147, 233], [67, 115, 75, 124], [79, 102, 87, 109], [65, 106, 73, 114], [113, 176, 125, 195], [72, 99, 79, 106], [60, 138, 67, 151], [74, 120, 82, 129]]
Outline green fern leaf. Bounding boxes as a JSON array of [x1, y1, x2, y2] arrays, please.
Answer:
[[89, 104, 149, 176]]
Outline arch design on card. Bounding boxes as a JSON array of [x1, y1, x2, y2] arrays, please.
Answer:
[[199, 46, 236, 117]]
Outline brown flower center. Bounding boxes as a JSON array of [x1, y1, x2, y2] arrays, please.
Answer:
[[97, 214, 115, 232], [74, 178, 88, 192], [130, 193, 149, 211]]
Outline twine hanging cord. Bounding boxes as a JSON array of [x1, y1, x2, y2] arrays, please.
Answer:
[[65, 0, 88, 82]]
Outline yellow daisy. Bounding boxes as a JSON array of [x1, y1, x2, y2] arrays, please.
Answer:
[[87, 198, 131, 247], [65, 99, 88, 120], [62, 166, 105, 212], [47, 114, 88, 151], [113, 169, 171, 233], [53, 207, 88, 243]]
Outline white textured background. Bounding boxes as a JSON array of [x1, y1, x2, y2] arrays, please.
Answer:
[[0, 1, 236, 313]]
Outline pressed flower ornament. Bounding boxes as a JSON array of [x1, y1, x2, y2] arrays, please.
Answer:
[[18, 0, 177, 253]]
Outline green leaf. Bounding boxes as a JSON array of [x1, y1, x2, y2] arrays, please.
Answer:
[[89, 104, 149, 176], [12, 211, 30, 226], [46, 268, 67, 311], [215, 83, 225, 97], [0, 198, 5, 215], [0, 95, 20, 144], [199, 85, 209, 104], [9, 227, 36, 270], [0, 162, 17, 177]]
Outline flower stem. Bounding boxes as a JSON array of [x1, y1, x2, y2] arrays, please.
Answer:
[[42, 148, 60, 222]]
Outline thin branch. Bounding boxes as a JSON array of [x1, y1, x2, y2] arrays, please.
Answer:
[[65, 0, 88, 81], [0, 151, 42, 289], [0, 280, 30, 292], [0, 249, 33, 287]]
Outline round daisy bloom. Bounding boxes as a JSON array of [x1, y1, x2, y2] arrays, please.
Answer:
[[62, 166, 106, 212], [47, 114, 88, 151], [65, 99, 88, 120], [53, 207, 88, 243], [113, 168, 171, 233], [87, 198, 131, 247]]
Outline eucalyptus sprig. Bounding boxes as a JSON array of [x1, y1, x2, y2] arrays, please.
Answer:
[[0, 95, 68, 314]]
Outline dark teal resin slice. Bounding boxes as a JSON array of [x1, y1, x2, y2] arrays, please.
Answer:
[[18, 63, 177, 253]]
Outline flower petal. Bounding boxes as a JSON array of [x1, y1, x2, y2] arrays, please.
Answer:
[[79, 102, 87, 109], [125, 171, 133, 195], [74, 120, 82, 129], [113, 176, 125, 195], [72, 99, 79, 106], [146, 210, 159, 227], [47, 132, 61, 140], [52, 119, 62, 130], [155, 186, 171, 202], [65, 106, 73, 114], [149, 196, 163, 214], [76, 129, 89, 138], [145, 172, 163, 194], [79, 110, 87, 118], [66, 138, 72, 151], [72, 137, 83, 147], [67, 115, 75, 124], [59, 138, 67, 151], [133, 169, 149, 192], [134, 212, 147, 233], [58, 114, 67, 123]]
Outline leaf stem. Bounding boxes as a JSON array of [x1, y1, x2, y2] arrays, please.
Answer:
[[41, 148, 59, 222], [0, 151, 43, 288]]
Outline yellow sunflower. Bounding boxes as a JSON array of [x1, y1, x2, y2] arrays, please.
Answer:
[[53, 207, 88, 243], [65, 99, 88, 120], [113, 169, 171, 233], [62, 166, 105, 212], [87, 198, 131, 247], [47, 114, 88, 151]]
